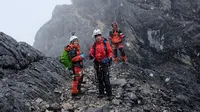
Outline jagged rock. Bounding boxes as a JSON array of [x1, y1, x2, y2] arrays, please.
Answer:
[[62, 103, 73, 111], [45, 110, 54, 112], [2, 0, 200, 111], [112, 99, 121, 105], [33, 0, 200, 71], [0, 32, 71, 112], [35, 98, 43, 104], [49, 103, 62, 110]]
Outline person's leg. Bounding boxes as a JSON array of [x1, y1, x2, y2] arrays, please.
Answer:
[[72, 67, 82, 96], [119, 43, 126, 62], [95, 64, 105, 97], [112, 44, 119, 63], [102, 64, 112, 97], [77, 68, 84, 93]]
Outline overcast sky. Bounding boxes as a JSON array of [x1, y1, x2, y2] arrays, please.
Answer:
[[0, 0, 71, 45]]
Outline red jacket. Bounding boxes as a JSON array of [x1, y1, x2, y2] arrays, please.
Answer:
[[65, 44, 83, 63], [89, 38, 113, 62], [109, 30, 125, 44]]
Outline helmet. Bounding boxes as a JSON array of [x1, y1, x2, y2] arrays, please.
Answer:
[[111, 22, 118, 27], [93, 29, 102, 37], [69, 36, 78, 43]]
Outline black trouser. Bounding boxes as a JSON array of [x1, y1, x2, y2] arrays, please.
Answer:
[[114, 48, 126, 58], [94, 63, 112, 96]]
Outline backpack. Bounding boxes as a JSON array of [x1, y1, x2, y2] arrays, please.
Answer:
[[61, 49, 73, 69], [93, 38, 108, 57]]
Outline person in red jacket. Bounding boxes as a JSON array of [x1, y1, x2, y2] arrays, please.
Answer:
[[89, 29, 113, 100], [65, 35, 84, 97], [109, 22, 127, 63]]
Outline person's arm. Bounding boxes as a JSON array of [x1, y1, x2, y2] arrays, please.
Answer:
[[119, 30, 125, 39], [70, 48, 84, 62], [89, 44, 95, 60]]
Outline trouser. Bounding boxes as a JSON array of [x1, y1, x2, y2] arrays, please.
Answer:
[[94, 63, 112, 96], [112, 42, 126, 62], [72, 66, 83, 95]]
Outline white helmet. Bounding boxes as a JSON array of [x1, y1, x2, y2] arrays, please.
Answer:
[[93, 29, 102, 37], [69, 36, 78, 43]]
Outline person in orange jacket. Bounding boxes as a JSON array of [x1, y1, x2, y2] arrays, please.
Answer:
[[64, 35, 84, 97], [89, 29, 113, 100], [109, 22, 127, 63]]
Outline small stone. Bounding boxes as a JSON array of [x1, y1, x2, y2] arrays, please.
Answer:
[[48, 103, 61, 111], [62, 103, 73, 110], [54, 88, 62, 93], [165, 77, 170, 82], [39, 101, 49, 111], [35, 98, 43, 104], [150, 73, 153, 77], [88, 89, 96, 93], [45, 110, 53, 112], [128, 93, 137, 100], [25, 102, 31, 106], [163, 110, 167, 112], [112, 99, 121, 105]]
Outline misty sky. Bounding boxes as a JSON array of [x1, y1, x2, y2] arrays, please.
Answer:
[[0, 0, 71, 45]]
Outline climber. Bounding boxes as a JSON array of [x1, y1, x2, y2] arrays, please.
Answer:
[[89, 29, 113, 101], [61, 34, 84, 97], [109, 22, 127, 63]]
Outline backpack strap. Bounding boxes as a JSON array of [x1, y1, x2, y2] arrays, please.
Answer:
[[94, 42, 96, 58], [104, 39, 108, 56]]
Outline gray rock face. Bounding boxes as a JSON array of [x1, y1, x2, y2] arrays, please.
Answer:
[[6, 0, 200, 111], [1, 32, 200, 112], [0, 32, 71, 112], [33, 0, 200, 70]]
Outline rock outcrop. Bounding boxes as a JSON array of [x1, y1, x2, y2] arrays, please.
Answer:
[[1, 31, 200, 112], [0, 32, 71, 112], [33, 0, 200, 70]]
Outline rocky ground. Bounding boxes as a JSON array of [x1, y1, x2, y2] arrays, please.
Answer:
[[30, 60, 200, 112]]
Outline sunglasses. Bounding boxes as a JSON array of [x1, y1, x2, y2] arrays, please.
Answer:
[[94, 34, 101, 38]]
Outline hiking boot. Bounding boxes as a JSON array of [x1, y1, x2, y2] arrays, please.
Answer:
[[72, 95, 81, 100], [106, 96, 113, 101], [122, 56, 127, 62], [71, 93, 78, 97], [97, 94, 104, 99], [114, 57, 119, 63]]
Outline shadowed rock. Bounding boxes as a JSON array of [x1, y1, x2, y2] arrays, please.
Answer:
[[0, 32, 71, 112]]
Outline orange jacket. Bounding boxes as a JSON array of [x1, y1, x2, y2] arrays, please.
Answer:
[[65, 44, 83, 63], [89, 38, 113, 62], [109, 30, 125, 44]]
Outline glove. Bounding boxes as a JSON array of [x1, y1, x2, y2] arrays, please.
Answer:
[[109, 58, 112, 66], [89, 54, 94, 60], [80, 53, 85, 59], [102, 57, 109, 64]]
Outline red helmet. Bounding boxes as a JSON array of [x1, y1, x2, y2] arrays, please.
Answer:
[[111, 22, 118, 27]]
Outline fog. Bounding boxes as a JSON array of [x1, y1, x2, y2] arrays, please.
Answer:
[[0, 0, 71, 45]]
